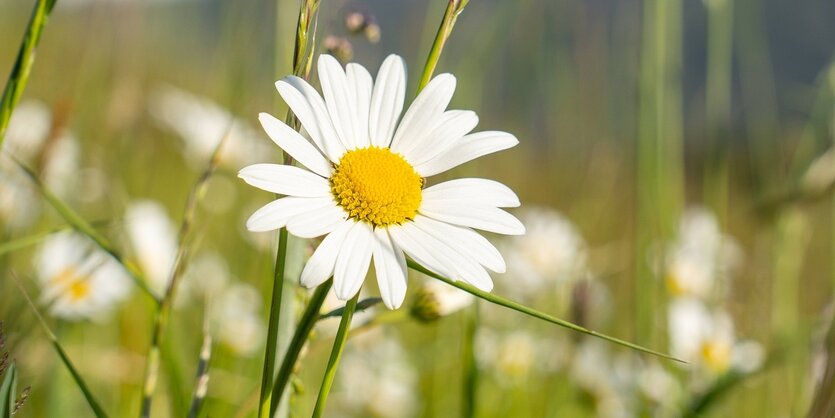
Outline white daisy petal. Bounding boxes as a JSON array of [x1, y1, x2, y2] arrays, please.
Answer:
[[422, 178, 520, 208], [369, 54, 406, 147], [372, 228, 408, 309], [238, 164, 330, 197], [318, 55, 357, 150], [401, 110, 478, 165], [257, 113, 332, 177], [300, 221, 354, 288], [246, 196, 333, 232], [415, 131, 519, 177], [334, 221, 374, 300], [346, 63, 373, 148], [389, 73, 456, 153], [419, 202, 525, 235], [275, 76, 346, 161], [286, 203, 347, 238], [390, 222, 493, 291], [413, 215, 506, 273]]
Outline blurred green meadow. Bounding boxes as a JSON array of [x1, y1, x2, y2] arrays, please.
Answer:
[[1, 0, 834, 417]]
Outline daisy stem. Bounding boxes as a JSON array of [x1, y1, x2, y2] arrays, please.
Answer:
[[11, 272, 109, 418], [417, 0, 470, 92], [268, 280, 333, 414], [258, 228, 288, 418], [0, 0, 58, 146], [311, 293, 360, 418], [406, 260, 684, 362]]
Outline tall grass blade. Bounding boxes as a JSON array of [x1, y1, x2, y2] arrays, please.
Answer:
[[418, 0, 470, 92], [9, 157, 158, 302], [407, 260, 683, 362], [0, 363, 16, 418], [187, 331, 212, 418], [11, 273, 110, 418], [0, 0, 59, 145]]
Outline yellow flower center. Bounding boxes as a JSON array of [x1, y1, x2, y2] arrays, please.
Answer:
[[701, 340, 732, 373], [330, 147, 422, 227], [53, 268, 92, 302]]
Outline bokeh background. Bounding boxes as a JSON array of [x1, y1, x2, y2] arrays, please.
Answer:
[[1, 0, 834, 417]]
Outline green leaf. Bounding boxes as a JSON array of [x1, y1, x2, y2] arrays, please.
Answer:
[[0, 363, 17, 418], [406, 260, 684, 363]]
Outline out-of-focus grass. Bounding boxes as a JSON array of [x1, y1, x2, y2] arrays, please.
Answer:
[[0, 0, 834, 417]]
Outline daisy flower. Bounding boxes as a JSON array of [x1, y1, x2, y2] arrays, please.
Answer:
[[35, 233, 132, 321], [125, 200, 178, 296], [240, 54, 524, 309]]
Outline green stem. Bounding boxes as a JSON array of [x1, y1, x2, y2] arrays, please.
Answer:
[[462, 301, 479, 418], [258, 228, 289, 418], [407, 260, 682, 362], [417, 0, 470, 92], [139, 125, 229, 418], [269, 280, 332, 414], [0, 0, 58, 145], [311, 293, 360, 418]]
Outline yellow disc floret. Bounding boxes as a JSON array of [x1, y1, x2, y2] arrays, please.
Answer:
[[330, 147, 422, 227]]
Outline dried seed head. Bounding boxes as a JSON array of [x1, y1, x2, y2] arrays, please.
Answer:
[[13, 386, 31, 415]]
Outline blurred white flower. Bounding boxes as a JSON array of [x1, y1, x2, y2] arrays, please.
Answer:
[[41, 131, 82, 197], [148, 85, 272, 169], [337, 338, 417, 418], [2, 100, 51, 160], [410, 279, 474, 321], [126, 200, 178, 296], [665, 207, 742, 299], [36, 233, 132, 321], [668, 298, 763, 376], [0, 168, 40, 230], [210, 283, 265, 356], [501, 206, 587, 301]]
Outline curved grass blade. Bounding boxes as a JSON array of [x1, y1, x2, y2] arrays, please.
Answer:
[[406, 260, 684, 362], [417, 0, 470, 92], [268, 280, 332, 414], [0, 0, 59, 145], [318, 297, 381, 320], [0, 363, 17, 418], [11, 273, 110, 418], [9, 156, 158, 302]]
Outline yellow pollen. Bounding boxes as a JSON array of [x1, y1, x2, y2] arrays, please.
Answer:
[[700, 340, 732, 373], [330, 147, 422, 227]]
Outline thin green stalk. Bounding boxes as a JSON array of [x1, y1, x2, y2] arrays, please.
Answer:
[[187, 329, 212, 418], [417, 0, 470, 92], [0, 226, 70, 256], [258, 228, 288, 418], [461, 301, 479, 418], [9, 157, 158, 302], [269, 280, 332, 414], [407, 260, 683, 362], [12, 273, 109, 418], [311, 293, 360, 418], [0, 0, 58, 145], [259, 2, 322, 416], [139, 126, 229, 418]]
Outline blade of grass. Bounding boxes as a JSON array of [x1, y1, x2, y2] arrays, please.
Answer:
[[0, 0, 59, 145], [139, 122, 231, 418], [407, 260, 683, 362], [311, 293, 360, 418], [11, 272, 110, 418], [268, 280, 332, 414], [0, 221, 115, 257], [0, 363, 16, 418], [259, 2, 321, 417], [8, 156, 158, 302], [417, 0, 470, 92]]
